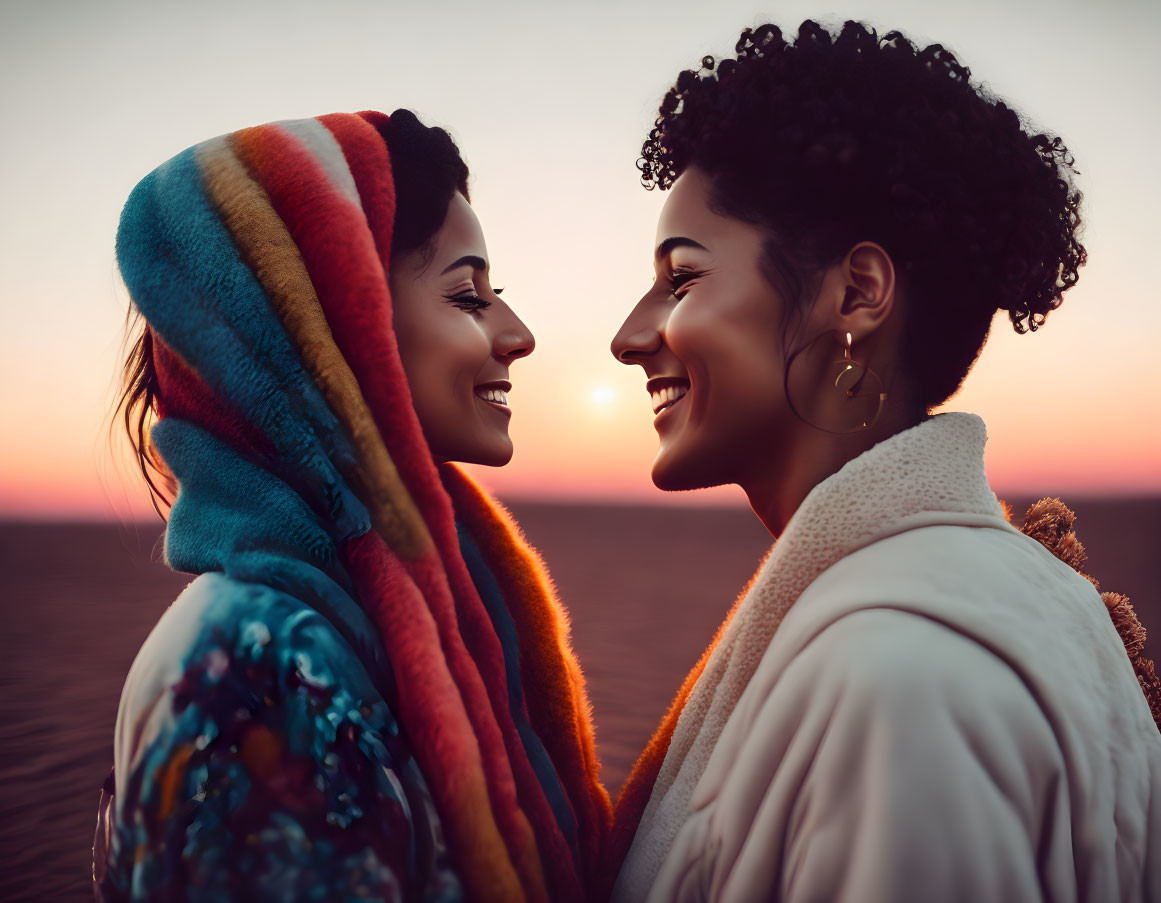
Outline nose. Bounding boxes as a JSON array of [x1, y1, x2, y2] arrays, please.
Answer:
[[611, 293, 663, 365], [493, 304, 535, 361]]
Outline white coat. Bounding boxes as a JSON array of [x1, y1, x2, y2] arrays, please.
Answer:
[[611, 413, 1161, 903]]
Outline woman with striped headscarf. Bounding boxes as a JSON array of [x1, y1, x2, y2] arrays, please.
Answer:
[[93, 109, 609, 902]]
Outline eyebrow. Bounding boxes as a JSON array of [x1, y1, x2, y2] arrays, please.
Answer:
[[440, 254, 488, 276], [655, 236, 708, 260]]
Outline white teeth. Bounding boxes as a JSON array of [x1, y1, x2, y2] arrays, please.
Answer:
[[477, 387, 509, 406], [650, 383, 688, 414]]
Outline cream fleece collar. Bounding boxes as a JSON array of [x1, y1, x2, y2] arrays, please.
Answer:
[[612, 412, 1013, 901]]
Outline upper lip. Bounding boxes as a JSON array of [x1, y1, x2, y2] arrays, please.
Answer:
[[474, 379, 512, 392], [646, 376, 690, 394], [646, 375, 691, 415]]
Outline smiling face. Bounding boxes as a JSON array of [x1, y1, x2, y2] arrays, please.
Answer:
[[610, 166, 804, 491], [391, 192, 534, 467]]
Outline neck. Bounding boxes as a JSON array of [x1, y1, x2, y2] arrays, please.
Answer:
[[742, 403, 926, 538]]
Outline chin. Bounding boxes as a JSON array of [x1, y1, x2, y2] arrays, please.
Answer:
[[453, 434, 514, 468], [650, 444, 727, 492]]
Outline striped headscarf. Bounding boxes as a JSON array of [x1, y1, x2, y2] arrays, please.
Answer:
[[117, 111, 610, 903]]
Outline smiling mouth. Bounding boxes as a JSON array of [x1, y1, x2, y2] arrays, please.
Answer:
[[646, 377, 690, 415], [475, 381, 511, 409]]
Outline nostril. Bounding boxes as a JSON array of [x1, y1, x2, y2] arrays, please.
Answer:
[[497, 331, 534, 359], [612, 329, 662, 364]]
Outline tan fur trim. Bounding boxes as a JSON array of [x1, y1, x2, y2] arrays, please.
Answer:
[[1020, 498, 1161, 733]]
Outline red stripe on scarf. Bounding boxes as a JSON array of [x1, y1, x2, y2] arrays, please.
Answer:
[[443, 466, 612, 891], [342, 531, 523, 903], [317, 113, 585, 902], [228, 119, 554, 902]]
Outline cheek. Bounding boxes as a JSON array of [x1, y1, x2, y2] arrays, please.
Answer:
[[440, 320, 493, 384], [400, 311, 492, 410], [667, 291, 786, 398], [394, 310, 494, 460]]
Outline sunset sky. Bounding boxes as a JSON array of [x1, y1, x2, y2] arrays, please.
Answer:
[[1, 0, 1158, 520]]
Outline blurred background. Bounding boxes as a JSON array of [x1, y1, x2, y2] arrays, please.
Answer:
[[2, 0, 1158, 897]]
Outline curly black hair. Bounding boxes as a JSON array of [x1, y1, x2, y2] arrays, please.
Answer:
[[641, 20, 1086, 409], [375, 108, 470, 264]]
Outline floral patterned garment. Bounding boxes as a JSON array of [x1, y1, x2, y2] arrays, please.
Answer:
[[95, 575, 462, 902]]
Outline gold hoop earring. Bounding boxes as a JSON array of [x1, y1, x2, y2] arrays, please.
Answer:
[[784, 330, 889, 435], [832, 332, 887, 430]]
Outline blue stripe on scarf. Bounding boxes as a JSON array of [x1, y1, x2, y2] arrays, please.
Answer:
[[456, 524, 579, 853], [155, 417, 395, 706], [117, 146, 369, 541]]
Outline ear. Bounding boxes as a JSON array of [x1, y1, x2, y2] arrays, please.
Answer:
[[836, 242, 896, 340]]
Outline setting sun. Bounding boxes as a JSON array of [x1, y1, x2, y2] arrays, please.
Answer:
[[592, 386, 616, 406]]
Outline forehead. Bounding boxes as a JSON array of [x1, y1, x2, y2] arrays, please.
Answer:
[[655, 167, 744, 247], [432, 192, 487, 261]]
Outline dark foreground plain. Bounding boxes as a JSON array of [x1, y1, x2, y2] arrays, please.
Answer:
[[2, 497, 1158, 900]]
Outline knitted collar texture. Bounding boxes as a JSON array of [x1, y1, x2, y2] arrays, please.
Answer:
[[605, 412, 1013, 899]]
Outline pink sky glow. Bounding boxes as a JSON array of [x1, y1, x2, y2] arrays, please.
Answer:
[[1, 0, 1158, 521]]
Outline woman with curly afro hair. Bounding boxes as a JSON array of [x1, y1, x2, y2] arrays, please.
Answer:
[[608, 20, 1161, 903]]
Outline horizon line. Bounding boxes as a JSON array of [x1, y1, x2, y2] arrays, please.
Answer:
[[3, 485, 1159, 527]]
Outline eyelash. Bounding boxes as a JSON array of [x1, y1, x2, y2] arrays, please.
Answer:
[[669, 271, 700, 299], [448, 293, 493, 312]]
